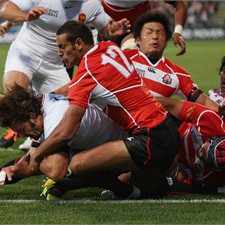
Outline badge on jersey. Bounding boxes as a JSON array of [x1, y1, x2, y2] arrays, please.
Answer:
[[78, 13, 86, 23], [162, 74, 172, 85]]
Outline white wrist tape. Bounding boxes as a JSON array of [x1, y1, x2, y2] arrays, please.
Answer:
[[174, 25, 183, 34], [0, 170, 6, 185]]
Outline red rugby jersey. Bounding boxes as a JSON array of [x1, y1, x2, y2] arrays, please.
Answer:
[[68, 41, 166, 131], [125, 50, 197, 98]]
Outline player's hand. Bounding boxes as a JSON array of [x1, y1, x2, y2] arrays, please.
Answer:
[[172, 32, 186, 56], [26, 7, 47, 21], [107, 18, 131, 37], [0, 21, 12, 36], [25, 148, 42, 172], [0, 166, 17, 185]]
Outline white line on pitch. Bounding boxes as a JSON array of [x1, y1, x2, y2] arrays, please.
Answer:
[[1, 199, 225, 204]]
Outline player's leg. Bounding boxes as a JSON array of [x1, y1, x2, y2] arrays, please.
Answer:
[[69, 114, 180, 197], [39, 152, 69, 181], [69, 140, 136, 175], [43, 171, 138, 200]]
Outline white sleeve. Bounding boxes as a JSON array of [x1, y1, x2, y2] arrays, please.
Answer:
[[43, 94, 69, 139], [85, 0, 111, 31], [9, 0, 38, 12]]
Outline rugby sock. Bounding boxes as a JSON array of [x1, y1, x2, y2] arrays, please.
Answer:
[[51, 171, 134, 198]]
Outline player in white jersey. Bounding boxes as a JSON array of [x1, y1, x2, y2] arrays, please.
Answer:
[[0, 86, 140, 200], [0, 0, 121, 92], [209, 56, 225, 106], [0, 0, 130, 148]]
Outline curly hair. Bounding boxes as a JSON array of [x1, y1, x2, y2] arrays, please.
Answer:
[[0, 85, 42, 128], [133, 11, 172, 41]]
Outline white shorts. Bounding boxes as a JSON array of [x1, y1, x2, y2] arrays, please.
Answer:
[[4, 42, 70, 93]]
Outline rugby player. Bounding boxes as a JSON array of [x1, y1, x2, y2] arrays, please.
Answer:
[[24, 21, 180, 197], [128, 12, 218, 110], [0, 0, 130, 149], [101, 0, 187, 55], [157, 97, 225, 194], [0, 86, 141, 200]]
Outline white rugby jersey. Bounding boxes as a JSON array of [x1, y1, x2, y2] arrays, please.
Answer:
[[208, 89, 225, 105], [42, 93, 125, 151], [10, 0, 110, 64]]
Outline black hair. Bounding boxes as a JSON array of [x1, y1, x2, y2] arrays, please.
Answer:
[[0, 85, 42, 127], [220, 56, 225, 73], [57, 21, 94, 45], [133, 11, 172, 41]]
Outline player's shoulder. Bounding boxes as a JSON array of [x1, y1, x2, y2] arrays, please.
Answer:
[[123, 49, 140, 58], [164, 57, 190, 76]]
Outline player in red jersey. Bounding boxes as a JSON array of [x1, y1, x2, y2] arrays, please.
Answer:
[[101, 0, 187, 55], [24, 21, 180, 194], [158, 97, 225, 194], [128, 12, 218, 111]]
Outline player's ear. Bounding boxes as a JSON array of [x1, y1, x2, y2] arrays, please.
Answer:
[[74, 37, 83, 52], [135, 37, 140, 48]]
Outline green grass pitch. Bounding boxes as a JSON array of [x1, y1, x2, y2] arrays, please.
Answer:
[[0, 40, 225, 224]]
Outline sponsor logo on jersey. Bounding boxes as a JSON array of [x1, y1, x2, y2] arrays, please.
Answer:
[[78, 13, 86, 23], [47, 9, 59, 18], [148, 67, 156, 73], [162, 74, 172, 84], [126, 137, 134, 142]]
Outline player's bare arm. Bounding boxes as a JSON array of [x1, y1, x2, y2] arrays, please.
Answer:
[[27, 105, 85, 171], [171, 1, 187, 55], [0, 1, 46, 22], [155, 96, 184, 118], [101, 18, 131, 40], [53, 83, 69, 96], [195, 93, 219, 112]]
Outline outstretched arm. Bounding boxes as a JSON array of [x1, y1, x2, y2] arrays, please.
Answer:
[[155, 97, 184, 118], [0, 1, 47, 22], [167, 1, 187, 56]]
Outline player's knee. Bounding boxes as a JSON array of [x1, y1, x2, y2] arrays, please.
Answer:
[[40, 154, 69, 181], [69, 154, 86, 175], [47, 165, 67, 181]]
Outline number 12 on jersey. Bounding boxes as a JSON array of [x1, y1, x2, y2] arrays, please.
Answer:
[[101, 46, 134, 78]]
